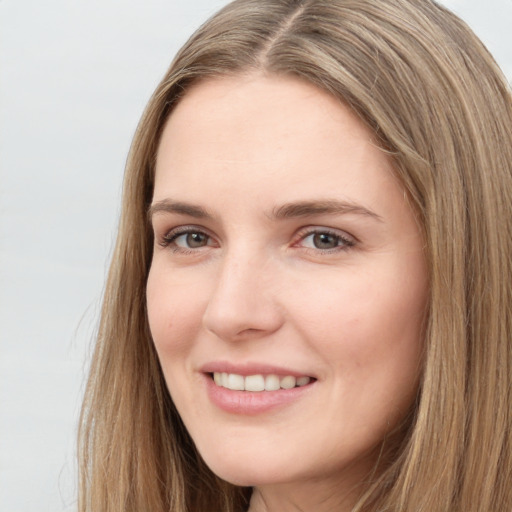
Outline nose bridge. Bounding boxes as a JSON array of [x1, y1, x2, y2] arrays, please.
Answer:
[[202, 244, 282, 341]]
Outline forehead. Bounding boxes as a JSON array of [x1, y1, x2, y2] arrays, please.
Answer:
[[154, 74, 396, 201], [161, 74, 371, 148]]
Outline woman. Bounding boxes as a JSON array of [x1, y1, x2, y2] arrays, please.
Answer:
[[78, 1, 512, 511]]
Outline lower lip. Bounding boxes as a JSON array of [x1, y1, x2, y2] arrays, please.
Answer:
[[204, 374, 315, 415]]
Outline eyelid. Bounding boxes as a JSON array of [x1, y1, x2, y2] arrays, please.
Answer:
[[293, 226, 357, 251], [155, 223, 357, 254], [158, 225, 218, 250]]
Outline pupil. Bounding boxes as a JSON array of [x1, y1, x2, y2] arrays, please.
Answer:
[[187, 233, 207, 247], [313, 233, 337, 249]]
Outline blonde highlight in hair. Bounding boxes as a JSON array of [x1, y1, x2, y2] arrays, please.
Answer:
[[79, 1, 512, 510]]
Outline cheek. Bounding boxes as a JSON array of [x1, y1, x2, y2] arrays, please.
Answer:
[[292, 263, 427, 398], [344, 275, 427, 414], [146, 266, 205, 358], [295, 268, 426, 341]]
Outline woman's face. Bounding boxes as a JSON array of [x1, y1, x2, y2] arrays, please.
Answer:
[[147, 74, 428, 503]]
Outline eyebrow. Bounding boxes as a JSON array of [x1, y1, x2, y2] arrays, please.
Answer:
[[270, 199, 383, 222], [148, 199, 214, 220], [148, 198, 383, 222]]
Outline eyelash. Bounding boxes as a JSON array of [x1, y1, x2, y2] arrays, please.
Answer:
[[159, 226, 216, 254], [158, 226, 356, 255], [294, 228, 356, 253]]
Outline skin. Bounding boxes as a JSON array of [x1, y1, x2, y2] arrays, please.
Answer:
[[147, 74, 428, 512]]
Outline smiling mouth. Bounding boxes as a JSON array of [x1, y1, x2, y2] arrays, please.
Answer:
[[211, 372, 314, 392]]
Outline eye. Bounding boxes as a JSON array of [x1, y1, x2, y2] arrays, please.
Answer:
[[160, 227, 216, 252], [297, 229, 355, 252], [173, 231, 210, 248]]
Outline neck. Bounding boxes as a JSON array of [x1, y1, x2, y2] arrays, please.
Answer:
[[245, 419, 408, 512], [247, 475, 364, 512]]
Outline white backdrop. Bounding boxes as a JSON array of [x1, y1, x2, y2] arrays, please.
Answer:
[[0, 1, 510, 511]]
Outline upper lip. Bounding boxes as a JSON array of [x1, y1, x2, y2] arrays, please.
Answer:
[[200, 361, 315, 378]]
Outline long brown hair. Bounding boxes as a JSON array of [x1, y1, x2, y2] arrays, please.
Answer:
[[78, 1, 512, 510]]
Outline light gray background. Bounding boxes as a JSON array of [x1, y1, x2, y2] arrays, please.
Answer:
[[0, 1, 510, 511]]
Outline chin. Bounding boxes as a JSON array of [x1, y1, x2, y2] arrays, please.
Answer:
[[199, 447, 293, 487]]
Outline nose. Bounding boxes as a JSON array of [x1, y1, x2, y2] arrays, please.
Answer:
[[202, 251, 284, 342]]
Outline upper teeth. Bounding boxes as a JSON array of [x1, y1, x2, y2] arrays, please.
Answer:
[[213, 372, 311, 392]]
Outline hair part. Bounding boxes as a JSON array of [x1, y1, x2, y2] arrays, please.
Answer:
[[79, 1, 512, 510]]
